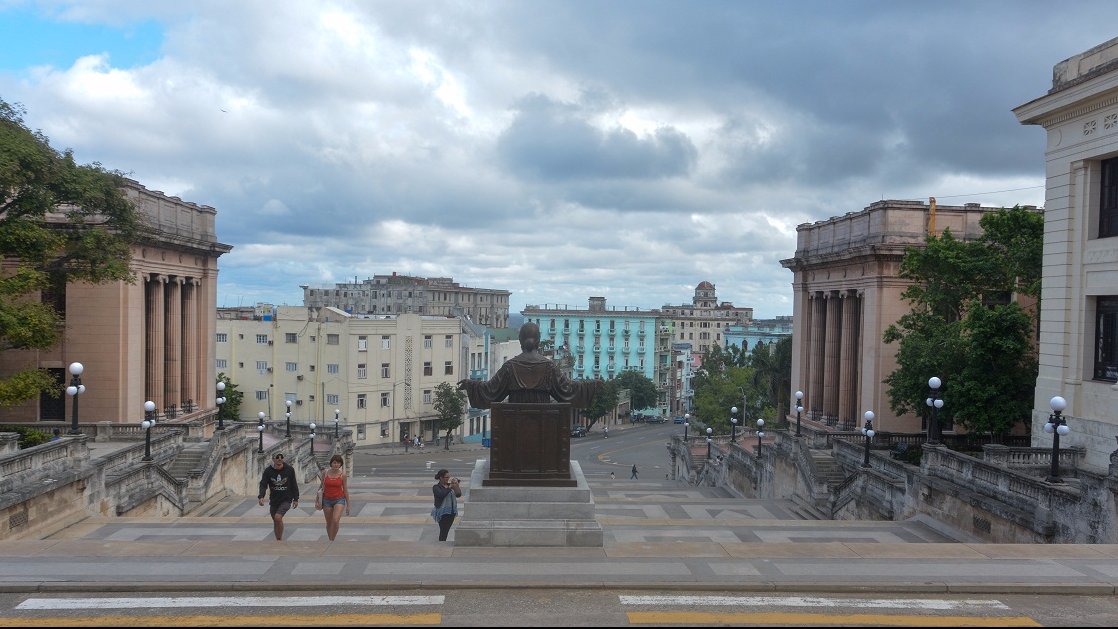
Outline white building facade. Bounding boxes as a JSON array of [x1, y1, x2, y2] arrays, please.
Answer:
[[1015, 37, 1118, 469]]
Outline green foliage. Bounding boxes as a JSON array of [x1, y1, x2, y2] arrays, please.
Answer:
[[692, 337, 792, 432], [883, 206, 1042, 436], [433, 381, 466, 436], [0, 99, 140, 407], [614, 369, 657, 410], [216, 373, 243, 422], [0, 424, 53, 448], [583, 379, 618, 426]]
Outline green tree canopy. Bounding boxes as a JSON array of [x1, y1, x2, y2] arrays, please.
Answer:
[[433, 381, 466, 448], [614, 369, 657, 410], [0, 99, 140, 406], [883, 206, 1042, 437], [583, 379, 619, 427], [215, 372, 243, 423]]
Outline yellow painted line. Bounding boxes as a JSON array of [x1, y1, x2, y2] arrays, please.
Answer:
[[0, 612, 441, 627], [627, 611, 1042, 626]]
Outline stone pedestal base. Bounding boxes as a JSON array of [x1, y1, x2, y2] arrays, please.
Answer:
[[454, 458, 603, 547]]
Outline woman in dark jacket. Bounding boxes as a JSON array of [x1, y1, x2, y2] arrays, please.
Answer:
[[431, 469, 462, 541]]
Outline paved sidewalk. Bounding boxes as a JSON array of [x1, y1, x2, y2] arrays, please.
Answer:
[[3, 473, 1117, 594]]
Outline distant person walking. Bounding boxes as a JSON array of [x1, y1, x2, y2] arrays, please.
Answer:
[[630, 464, 638, 480], [431, 469, 462, 542], [316, 454, 350, 541], [258, 453, 299, 541]]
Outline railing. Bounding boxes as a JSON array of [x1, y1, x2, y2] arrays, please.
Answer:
[[0, 436, 90, 492]]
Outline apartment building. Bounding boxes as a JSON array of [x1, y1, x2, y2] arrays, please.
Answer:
[[215, 306, 478, 444], [301, 272, 511, 328], [661, 282, 753, 355]]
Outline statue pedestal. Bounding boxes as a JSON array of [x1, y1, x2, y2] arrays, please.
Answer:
[[455, 458, 603, 547], [486, 402, 575, 487]]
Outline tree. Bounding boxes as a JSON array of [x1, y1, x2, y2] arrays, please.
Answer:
[[614, 369, 657, 410], [433, 381, 466, 449], [216, 372, 243, 423], [0, 100, 140, 406], [883, 206, 1043, 437], [583, 379, 618, 428]]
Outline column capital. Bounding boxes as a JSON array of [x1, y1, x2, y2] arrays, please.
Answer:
[[156, 274, 169, 284]]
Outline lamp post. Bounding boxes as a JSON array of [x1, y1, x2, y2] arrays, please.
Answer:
[[756, 418, 765, 453], [334, 408, 340, 438], [142, 400, 156, 461], [705, 426, 713, 459], [215, 381, 226, 430], [257, 411, 265, 453], [861, 410, 875, 468], [730, 406, 739, 443], [65, 362, 85, 435], [683, 413, 690, 440], [794, 390, 804, 438], [285, 400, 292, 438], [1044, 396, 1069, 484], [309, 422, 317, 458], [926, 376, 944, 445]]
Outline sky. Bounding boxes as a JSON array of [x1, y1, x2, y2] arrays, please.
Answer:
[[1, 1, 1113, 320]]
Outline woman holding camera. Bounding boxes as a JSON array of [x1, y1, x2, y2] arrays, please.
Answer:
[[431, 469, 462, 541]]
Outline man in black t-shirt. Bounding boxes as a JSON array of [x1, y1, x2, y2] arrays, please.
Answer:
[[258, 453, 300, 540]]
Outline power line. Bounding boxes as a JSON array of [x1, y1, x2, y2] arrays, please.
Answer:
[[900, 185, 1044, 202]]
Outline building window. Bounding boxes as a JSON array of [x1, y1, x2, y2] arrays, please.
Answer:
[[327, 334, 340, 345], [285, 332, 297, 343], [216, 359, 227, 369], [382, 335, 391, 349], [326, 394, 339, 405], [424, 361, 432, 376], [256, 390, 267, 401], [381, 363, 390, 378], [256, 334, 269, 344], [445, 335, 453, 348], [358, 336, 368, 351], [444, 361, 453, 375], [357, 363, 367, 379], [357, 394, 367, 409], [424, 335, 433, 348], [1102, 157, 1118, 239], [423, 389, 432, 404], [256, 361, 268, 373], [285, 362, 297, 372], [1095, 296, 1118, 382], [381, 392, 391, 407], [216, 333, 228, 343], [327, 363, 339, 374]]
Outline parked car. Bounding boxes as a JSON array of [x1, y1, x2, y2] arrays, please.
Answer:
[[647, 415, 667, 424], [672, 416, 685, 424], [570, 426, 588, 438]]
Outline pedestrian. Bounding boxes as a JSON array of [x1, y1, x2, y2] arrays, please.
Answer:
[[604, 425, 609, 438], [403, 434, 410, 453], [258, 453, 299, 541], [49, 428, 61, 442], [630, 464, 638, 479], [315, 454, 350, 541], [609, 471, 615, 480], [431, 469, 462, 542]]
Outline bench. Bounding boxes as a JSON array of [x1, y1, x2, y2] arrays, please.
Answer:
[[889, 442, 910, 460]]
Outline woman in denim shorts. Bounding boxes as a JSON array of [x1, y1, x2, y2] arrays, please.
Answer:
[[317, 454, 350, 541]]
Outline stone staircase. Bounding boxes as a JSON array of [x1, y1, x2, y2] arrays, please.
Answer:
[[162, 444, 209, 481], [808, 449, 846, 487]]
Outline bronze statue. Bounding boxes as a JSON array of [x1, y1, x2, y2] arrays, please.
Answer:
[[458, 322, 602, 408]]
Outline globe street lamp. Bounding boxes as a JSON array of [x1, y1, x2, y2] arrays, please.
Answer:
[[215, 381, 226, 431], [794, 390, 804, 438], [1044, 396, 1070, 484], [756, 418, 766, 453], [861, 410, 876, 468], [705, 426, 713, 459], [926, 376, 944, 445], [334, 408, 341, 438], [256, 411, 265, 453], [730, 406, 739, 443], [309, 422, 317, 459], [285, 400, 292, 438], [142, 400, 156, 461], [65, 362, 86, 435], [683, 413, 690, 440]]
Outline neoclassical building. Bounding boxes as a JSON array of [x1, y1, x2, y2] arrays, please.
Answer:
[[661, 281, 753, 355], [1014, 36, 1118, 469], [781, 200, 1013, 432], [0, 179, 232, 424]]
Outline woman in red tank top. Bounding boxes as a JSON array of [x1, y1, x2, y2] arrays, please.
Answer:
[[317, 454, 350, 541]]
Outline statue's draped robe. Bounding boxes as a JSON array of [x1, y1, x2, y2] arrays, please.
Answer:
[[461, 351, 600, 409]]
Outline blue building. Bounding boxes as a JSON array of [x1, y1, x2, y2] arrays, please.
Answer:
[[723, 316, 794, 353]]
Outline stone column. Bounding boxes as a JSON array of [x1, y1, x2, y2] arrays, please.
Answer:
[[838, 291, 858, 429], [822, 291, 842, 423], [165, 277, 182, 411], [181, 278, 197, 410], [809, 292, 826, 418], [147, 275, 166, 410]]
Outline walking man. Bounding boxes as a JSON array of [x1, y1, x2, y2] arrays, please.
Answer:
[[258, 453, 299, 541], [630, 464, 638, 480]]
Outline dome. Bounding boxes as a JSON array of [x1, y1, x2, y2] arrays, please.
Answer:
[[696, 281, 714, 290]]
